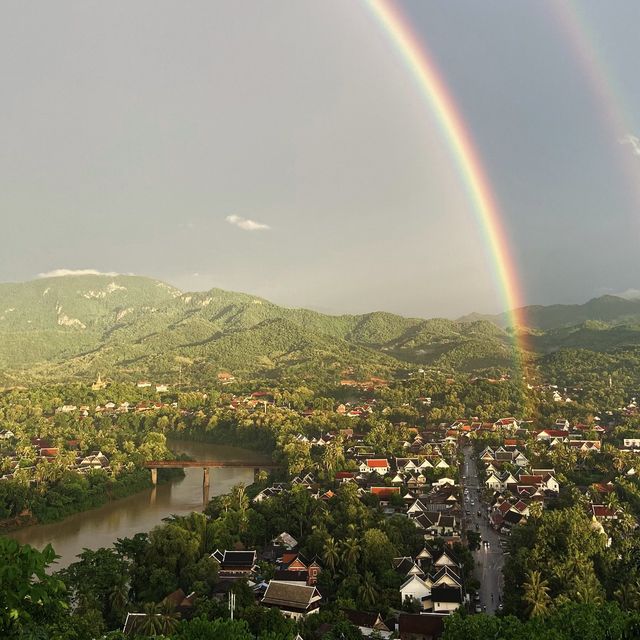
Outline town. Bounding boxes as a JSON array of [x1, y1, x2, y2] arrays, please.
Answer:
[[2, 366, 640, 639]]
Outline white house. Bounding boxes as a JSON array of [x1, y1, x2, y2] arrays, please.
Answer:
[[359, 459, 389, 475], [485, 472, 502, 491], [400, 574, 432, 609]]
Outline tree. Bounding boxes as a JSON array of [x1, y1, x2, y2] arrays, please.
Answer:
[[340, 537, 360, 574], [522, 570, 551, 618], [362, 529, 396, 576], [322, 537, 340, 574], [357, 571, 377, 609], [137, 603, 165, 636], [0, 538, 68, 637], [173, 616, 253, 640]]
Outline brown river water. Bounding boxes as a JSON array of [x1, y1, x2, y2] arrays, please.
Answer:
[[7, 440, 269, 569]]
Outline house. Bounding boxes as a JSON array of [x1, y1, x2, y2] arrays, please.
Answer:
[[591, 505, 617, 522], [433, 551, 458, 569], [407, 499, 428, 517], [393, 557, 425, 578], [398, 613, 447, 640], [78, 451, 110, 470], [343, 609, 393, 639], [122, 613, 154, 636], [479, 447, 495, 462], [211, 550, 257, 579], [273, 532, 298, 550], [431, 585, 463, 612], [283, 553, 322, 586], [542, 474, 560, 493], [335, 471, 356, 483], [431, 566, 461, 589], [485, 472, 502, 491], [400, 574, 432, 609], [162, 588, 195, 617], [371, 487, 401, 501], [359, 459, 390, 474], [261, 580, 322, 619]]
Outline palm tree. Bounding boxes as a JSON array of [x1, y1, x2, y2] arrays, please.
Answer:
[[358, 571, 377, 609], [522, 570, 552, 618], [231, 484, 249, 516], [138, 603, 164, 636], [108, 576, 130, 621], [605, 492, 620, 513], [340, 537, 360, 573], [158, 601, 181, 635], [322, 537, 339, 573], [574, 570, 604, 606], [615, 579, 640, 611]]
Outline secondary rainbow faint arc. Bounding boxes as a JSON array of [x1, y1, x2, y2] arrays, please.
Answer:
[[363, 1, 526, 348], [549, 1, 640, 210]]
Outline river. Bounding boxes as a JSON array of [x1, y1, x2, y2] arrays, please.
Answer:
[[8, 440, 269, 569]]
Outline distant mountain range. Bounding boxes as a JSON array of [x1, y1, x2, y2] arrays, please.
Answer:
[[1, 275, 639, 383], [459, 295, 640, 330]]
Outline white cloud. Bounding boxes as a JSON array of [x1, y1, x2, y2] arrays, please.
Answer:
[[38, 268, 125, 278], [614, 288, 640, 300], [225, 214, 270, 231], [621, 134, 640, 157]]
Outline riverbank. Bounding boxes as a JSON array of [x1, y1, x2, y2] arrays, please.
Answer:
[[0, 467, 183, 533], [7, 441, 269, 569]]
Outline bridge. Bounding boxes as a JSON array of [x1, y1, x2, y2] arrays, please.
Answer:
[[144, 460, 280, 496]]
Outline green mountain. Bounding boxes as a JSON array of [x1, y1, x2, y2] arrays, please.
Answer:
[[459, 294, 640, 330], [0, 275, 517, 382]]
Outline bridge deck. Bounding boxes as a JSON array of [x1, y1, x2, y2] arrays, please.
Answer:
[[145, 460, 279, 469]]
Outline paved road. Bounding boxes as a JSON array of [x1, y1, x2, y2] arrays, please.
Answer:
[[460, 446, 504, 614]]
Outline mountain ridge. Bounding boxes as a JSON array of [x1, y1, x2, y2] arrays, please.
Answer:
[[1, 274, 640, 382]]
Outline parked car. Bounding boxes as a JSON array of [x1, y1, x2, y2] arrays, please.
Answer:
[[475, 604, 482, 613]]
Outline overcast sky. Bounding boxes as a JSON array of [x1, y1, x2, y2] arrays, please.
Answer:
[[1, 0, 639, 318]]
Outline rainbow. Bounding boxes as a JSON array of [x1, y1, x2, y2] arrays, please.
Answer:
[[363, 0, 528, 364], [548, 2, 640, 211]]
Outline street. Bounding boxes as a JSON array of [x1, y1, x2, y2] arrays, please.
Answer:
[[460, 445, 504, 614]]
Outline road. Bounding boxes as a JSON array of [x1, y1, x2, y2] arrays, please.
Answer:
[[460, 445, 504, 614]]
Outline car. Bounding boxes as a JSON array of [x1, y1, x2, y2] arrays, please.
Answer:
[[465, 510, 470, 515], [475, 604, 482, 614], [475, 523, 479, 530], [474, 593, 480, 602], [477, 510, 481, 517], [498, 603, 504, 612], [483, 605, 487, 612]]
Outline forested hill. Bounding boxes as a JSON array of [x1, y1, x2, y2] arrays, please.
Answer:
[[2, 275, 640, 384], [0, 275, 517, 381], [459, 294, 640, 330]]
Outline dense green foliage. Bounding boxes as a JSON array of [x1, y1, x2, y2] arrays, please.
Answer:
[[442, 603, 640, 640]]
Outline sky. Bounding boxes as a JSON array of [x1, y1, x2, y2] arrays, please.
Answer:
[[1, 0, 639, 318]]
